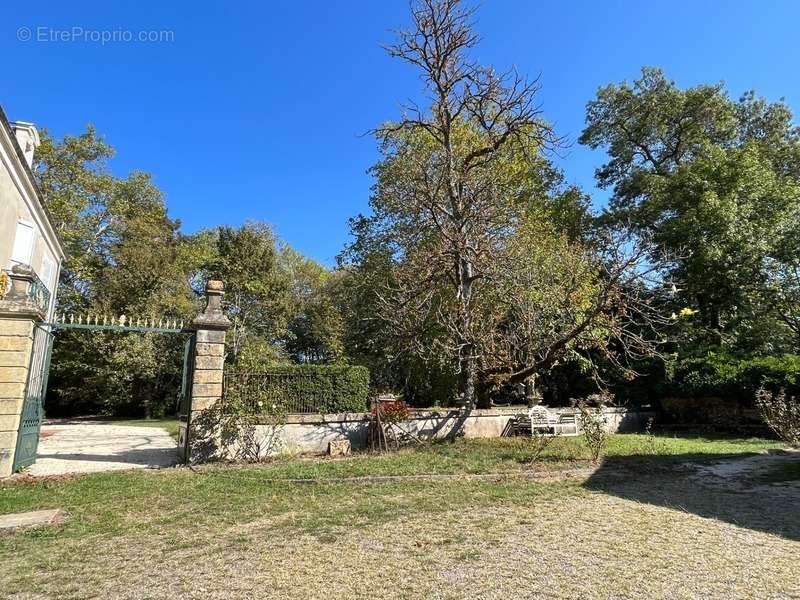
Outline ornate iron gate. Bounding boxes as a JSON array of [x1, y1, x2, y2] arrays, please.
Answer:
[[12, 324, 54, 471]]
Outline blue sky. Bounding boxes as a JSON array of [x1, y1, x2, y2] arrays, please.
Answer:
[[3, 1, 799, 264]]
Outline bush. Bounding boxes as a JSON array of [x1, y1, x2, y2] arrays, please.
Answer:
[[223, 365, 370, 414], [372, 399, 411, 423], [755, 388, 800, 448], [667, 353, 800, 403], [576, 401, 608, 463]]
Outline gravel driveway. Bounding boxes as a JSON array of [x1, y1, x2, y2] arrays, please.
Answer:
[[26, 421, 178, 476]]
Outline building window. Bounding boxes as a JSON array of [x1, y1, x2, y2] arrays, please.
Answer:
[[11, 220, 35, 266]]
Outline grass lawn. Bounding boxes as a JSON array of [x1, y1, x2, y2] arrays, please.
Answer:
[[1, 434, 798, 599]]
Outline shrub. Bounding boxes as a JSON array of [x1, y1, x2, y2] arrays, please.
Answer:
[[667, 353, 800, 403], [223, 365, 370, 414], [372, 399, 411, 423], [755, 388, 800, 448], [575, 400, 608, 463]]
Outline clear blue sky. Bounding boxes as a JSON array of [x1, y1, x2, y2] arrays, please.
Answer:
[[3, 1, 799, 264]]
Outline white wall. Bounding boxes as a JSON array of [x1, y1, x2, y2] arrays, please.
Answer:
[[250, 407, 656, 457], [0, 120, 63, 317]]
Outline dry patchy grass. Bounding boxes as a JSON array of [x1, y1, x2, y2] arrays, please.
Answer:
[[1, 435, 798, 599]]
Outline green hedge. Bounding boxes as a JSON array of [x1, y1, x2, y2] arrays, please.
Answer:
[[223, 365, 370, 414], [668, 353, 800, 402]]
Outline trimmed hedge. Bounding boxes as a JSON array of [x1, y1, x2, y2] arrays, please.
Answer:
[[667, 353, 800, 403], [223, 365, 370, 414]]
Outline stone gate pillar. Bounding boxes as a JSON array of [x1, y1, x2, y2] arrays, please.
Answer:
[[180, 279, 230, 463], [0, 265, 47, 477]]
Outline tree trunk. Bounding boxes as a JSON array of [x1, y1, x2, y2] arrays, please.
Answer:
[[457, 254, 476, 408], [524, 376, 537, 406], [143, 382, 152, 420], [459, 347, 476, 408]]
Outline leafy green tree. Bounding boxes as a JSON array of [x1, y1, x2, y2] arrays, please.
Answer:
[[198, 222, 293, 363], [34, 128, 203, 417], [580, 67, 800, 353], [282, 246, 345, 364]]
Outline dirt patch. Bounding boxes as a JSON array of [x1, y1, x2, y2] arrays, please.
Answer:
[[690, 449, 800, 492]]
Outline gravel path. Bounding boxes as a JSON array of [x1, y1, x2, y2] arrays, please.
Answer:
[[25, 422, 178, 476]]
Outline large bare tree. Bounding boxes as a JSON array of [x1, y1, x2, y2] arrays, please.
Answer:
[[374, 0, 557, 406], [351, 0, 671, 408]]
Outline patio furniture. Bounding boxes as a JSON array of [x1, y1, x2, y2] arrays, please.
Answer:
[[528, 405, 558, 434], [511, 406, 581, 437]]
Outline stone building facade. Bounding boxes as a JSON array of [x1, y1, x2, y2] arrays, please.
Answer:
[[0, 106, 65, 476]]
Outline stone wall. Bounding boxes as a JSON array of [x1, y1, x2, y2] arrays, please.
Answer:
[[252, 407, 656, 456]]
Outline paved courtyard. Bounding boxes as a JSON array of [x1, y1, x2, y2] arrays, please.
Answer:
[[26, 421, 178, 476]]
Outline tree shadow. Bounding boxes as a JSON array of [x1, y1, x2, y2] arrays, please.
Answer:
[[35, 447, 179, 468], [583, 451, 800, 542]]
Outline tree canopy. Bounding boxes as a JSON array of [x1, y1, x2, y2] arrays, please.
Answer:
[[581, 67, 800, 354]]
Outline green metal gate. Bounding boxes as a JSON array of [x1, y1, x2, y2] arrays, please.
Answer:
[[177, 335, 196, 462], [12, 324, 54, 471]]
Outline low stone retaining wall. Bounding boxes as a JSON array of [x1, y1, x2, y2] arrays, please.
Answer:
[[255, 407, 656, 456]]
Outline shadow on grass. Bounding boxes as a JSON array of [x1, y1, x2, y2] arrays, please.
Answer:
[[583, 451, 800, 542]]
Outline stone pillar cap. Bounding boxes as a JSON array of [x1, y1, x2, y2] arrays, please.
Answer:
[[206, 280, 224, 293], [191, 279, 231, 331]]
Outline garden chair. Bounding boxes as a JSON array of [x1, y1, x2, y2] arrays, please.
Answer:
[[553, 411, 579, 436], [527, 405, 558, 435]]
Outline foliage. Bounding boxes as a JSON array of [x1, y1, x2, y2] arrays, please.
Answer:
[[371, 399, 412, 424], [576, 402, 608, 463], [334, 253, 460, 406], [224, 365, 370, 414], [527, 426, 558, 464], [198, 222, 294, 362], [360, 0, 561, 407], [283, 246, 346, 364], [343, 1, 668, 408], [666, 353, 800, 402], [34, 128, 202, 418], [189, 396, 287, 464], [580, 67, 800, 354], [755, 388, 800, 448]]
